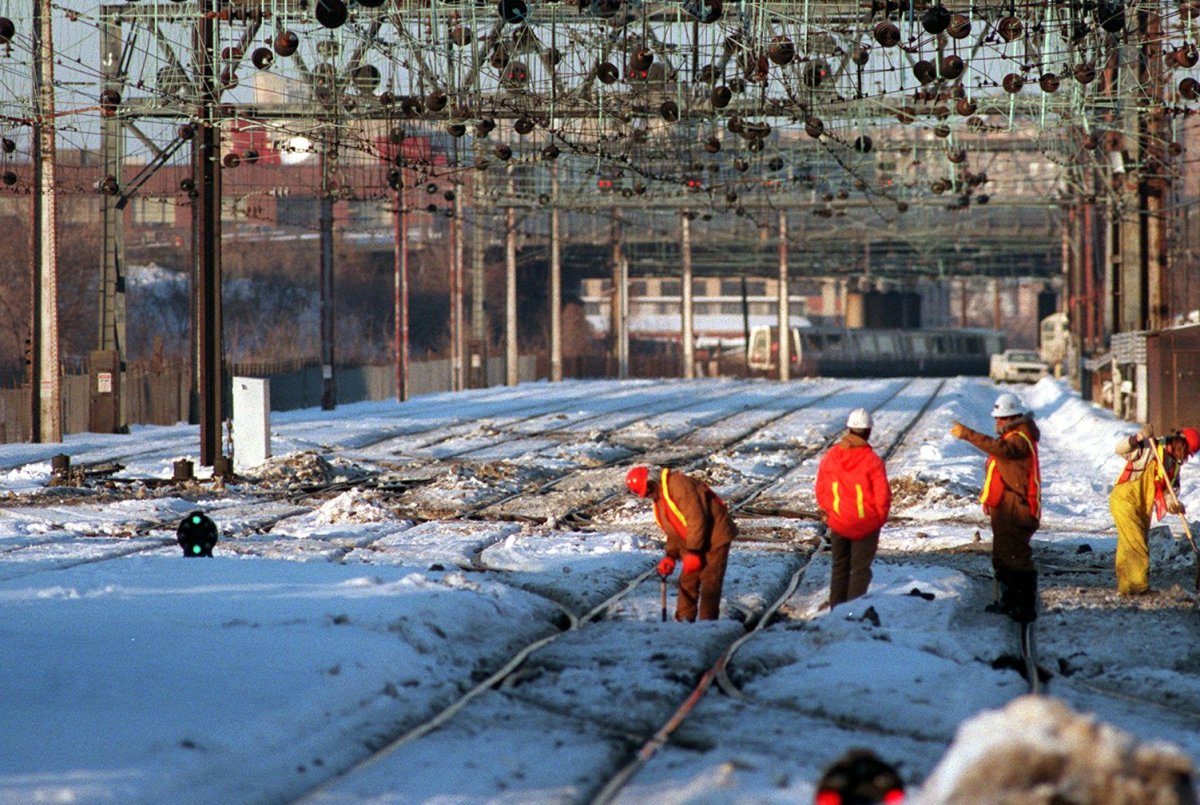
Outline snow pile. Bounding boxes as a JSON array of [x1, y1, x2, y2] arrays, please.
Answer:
[[0, 464, 52, 496], [915, 695, 1196, 805], [311, 488, 396, 525], [249, 450, 371, 487]]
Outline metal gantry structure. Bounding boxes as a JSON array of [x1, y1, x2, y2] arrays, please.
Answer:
[[5, 0, 1199, 457]]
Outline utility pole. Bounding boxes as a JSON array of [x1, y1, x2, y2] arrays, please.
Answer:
[[681, 211, 694, 379], [193, 1, 223, 465], [506, 172, 518, 386], [319, 132, 336, 411], [1139, 7, 1169, 331], [550, 168, 562, 382], [98, 13, 126, 432], [777, 210, 790, 382], [451, 189, 464, 391], [472, 176, 487, 388], [394, 177, 409, 401], [30, 0, 60, 442], [611, 208, 628, 379]]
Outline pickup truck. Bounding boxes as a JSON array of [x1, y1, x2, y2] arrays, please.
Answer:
[[989, 349, 1050, 383]]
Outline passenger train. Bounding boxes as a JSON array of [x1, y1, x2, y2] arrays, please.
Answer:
[[746, 325, 1006, 377]]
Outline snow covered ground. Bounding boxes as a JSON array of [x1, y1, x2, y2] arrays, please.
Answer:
[[1, 375, 1198, 805]]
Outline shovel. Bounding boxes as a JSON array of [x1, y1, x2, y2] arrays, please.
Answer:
[[1152, 439, 1200, 591]]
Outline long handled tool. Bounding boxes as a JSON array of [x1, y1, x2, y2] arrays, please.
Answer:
[[659, 574, 668, 622], [1152, 439, 1200, 591]]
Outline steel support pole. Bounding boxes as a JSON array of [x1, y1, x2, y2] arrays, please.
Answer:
[[550, 170, 562, 382], [99, 15, 126, 429], [777, 210, 790, 382], [395, 182, 409, 401], [1083, 203, 1097, 353], [506, 176, 518, 386], [1141, 7, 1168, 331], [611, 209, 628, 379], [31, 0, 60, 443], [194, 3, 222, 465], [1115, 27, 1146, 334], [452, 190, 465, 391], [681, 212, 694, 379], [472, 177, 486, 385], [618, 255, 629, 379], [319, 139, 336, 411]]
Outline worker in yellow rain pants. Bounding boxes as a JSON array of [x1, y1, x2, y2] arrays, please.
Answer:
[[1109, 461, 1159, 595], [1108, 426, 1198, 595]]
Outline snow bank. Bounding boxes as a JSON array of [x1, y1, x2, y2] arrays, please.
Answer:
[[915, 695, 1197, 805]]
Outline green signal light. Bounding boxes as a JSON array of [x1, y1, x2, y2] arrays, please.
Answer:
[[192, 515, 202, 524], [192, 544, 201, 555]]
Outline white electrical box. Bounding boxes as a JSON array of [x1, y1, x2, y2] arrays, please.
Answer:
[[232, 377, 271, 472]]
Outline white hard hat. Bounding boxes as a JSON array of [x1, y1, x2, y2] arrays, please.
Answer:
[[991, 392, 1025, 418], [847, 407, 873, 430]]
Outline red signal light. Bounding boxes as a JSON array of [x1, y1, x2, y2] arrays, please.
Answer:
[[814, 791, 840, 805]]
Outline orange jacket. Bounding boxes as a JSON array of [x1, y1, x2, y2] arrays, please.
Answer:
[[959, 417, 1042, 528], [651, 468, 737, 557], [815, 433, 891, 540], [1113, 435, 1180, 519]]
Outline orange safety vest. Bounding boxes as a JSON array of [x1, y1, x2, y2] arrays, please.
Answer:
[[1115, 439, 1180, 519], [653, 468, 689, 540], [979, 430, 1041, 518]]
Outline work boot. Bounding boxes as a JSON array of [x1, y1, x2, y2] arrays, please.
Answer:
[[1000, 570, 1038, 623]]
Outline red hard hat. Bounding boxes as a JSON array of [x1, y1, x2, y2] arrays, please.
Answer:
[[625, 466, 650, 497], [1182, 427, 1200, 456]]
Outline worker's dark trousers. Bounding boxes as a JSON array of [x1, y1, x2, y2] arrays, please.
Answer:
[[677, 542, 730, 621], [991, 512, 1038, 623], [829, 530, 880, 607]]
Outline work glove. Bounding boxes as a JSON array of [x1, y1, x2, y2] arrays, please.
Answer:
[[681, 553, 702, 575], [950, 422, 967, 439], [1168, 500, 1185, 515], [656, 556, 676, 577], [1138, 424, 1155, 441]]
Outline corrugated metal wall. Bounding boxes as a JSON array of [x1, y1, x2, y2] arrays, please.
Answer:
[[1148, 324, 1200, 431]]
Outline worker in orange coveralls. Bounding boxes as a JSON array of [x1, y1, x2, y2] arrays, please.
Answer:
[[625, 466, 737, 621]]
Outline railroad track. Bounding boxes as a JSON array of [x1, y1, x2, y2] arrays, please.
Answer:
[[0, 381, 773, 577], [3, 376, 990, 803], [276, 378, 958, 803]]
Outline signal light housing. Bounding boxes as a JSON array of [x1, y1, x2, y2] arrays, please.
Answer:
[[177, 511, 218, 558], [814, 749, 904, 805]]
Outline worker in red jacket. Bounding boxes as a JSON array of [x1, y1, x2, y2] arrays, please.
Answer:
[[815, 407, 892, 608], [626, 466, 737, 621]]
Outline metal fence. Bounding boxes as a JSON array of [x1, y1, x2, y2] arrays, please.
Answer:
[[0, 355, 538, 444]]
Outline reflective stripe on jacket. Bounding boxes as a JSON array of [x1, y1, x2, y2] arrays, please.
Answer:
[[814, 433, 891, 540], [653, 468, 688, 540], [1113, 435, 1179, 520], [651, 468, 738, 555], [980, 430, 1041, 519], [955, 416, 1042, 530]]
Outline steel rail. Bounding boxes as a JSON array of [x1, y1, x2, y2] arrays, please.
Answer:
[[587, 543, 819, 805]]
